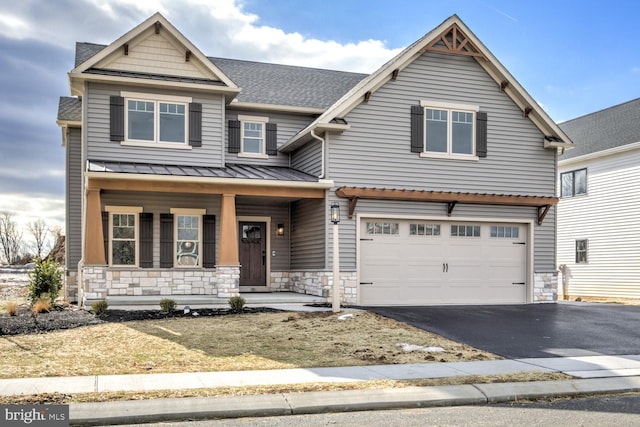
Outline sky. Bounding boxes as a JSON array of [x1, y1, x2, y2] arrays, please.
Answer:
[[0, 0, 639, 245]]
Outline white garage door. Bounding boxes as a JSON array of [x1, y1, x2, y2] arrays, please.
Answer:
[[359, 219, 527, 305]]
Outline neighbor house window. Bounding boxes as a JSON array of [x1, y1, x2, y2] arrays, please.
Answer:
[[576, 239, 588, 264], [238, 115, 269, 156], [421, 100, 479, 157], [170, 208, 205, 267], [106, 206, 143, 267], [122, 92, 191, 145], [561, 168, 587, 197]]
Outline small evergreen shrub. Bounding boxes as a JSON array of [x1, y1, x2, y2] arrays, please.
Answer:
[[159, 298, 177, 313], [28, 258, 63, 304], [32, 297, 52, 314], [91, 300, 109, 316], [229, 296, 246, 313], [6, 302, 18, 316]]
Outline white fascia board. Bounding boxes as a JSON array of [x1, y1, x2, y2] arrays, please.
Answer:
[[85, 171, 334, 189], [559, 140, 640, 167], [229, 101, 325, 115]]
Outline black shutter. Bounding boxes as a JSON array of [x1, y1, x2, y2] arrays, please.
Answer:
[[110, 96, 125, 142], [266, 122, 278, 155], [102, 212, 109, 264], [188, 103, 202, 147], [410, 105, 424, 153], [228, 120, 241, 153], [139, 213, 153, 268], [160, 214, 174, 268], [202, 215, 216, 268], [476, 111, 488, 158]]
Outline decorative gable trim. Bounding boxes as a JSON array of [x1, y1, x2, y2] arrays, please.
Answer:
[[421, 23, 487, 60]]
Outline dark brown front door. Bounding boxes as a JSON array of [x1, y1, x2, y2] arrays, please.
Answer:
[[239, 221, 266, 287]]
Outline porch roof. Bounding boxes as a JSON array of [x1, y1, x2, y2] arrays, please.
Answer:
[[87, 160, 319, 182]]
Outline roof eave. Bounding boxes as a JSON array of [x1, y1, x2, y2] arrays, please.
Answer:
[[229, 101, 325, 115]]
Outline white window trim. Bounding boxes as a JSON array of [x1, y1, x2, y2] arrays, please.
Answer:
[[237, 115, 269, 158], [170, 208, 206, 268], [121, 91, 193, 148], [105, 206, 143, 267], [419, 100, 479, 159]]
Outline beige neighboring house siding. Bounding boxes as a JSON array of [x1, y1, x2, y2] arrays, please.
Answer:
[[95, 27, 210, 79], [557, 146, 640, 298]]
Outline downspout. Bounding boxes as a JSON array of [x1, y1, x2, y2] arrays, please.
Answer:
[[310, 129, 326, 179]]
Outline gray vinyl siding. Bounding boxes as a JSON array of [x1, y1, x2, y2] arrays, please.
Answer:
[[291, 198, 326, 269], [236, 200, 291, 271], [65, 127, 83, 271], [100, 191, 221, 268], [86, 83, 224, 167], [225, 109, 315, 166], [327, 51, 557, 271], [291, 139, 323, 177]]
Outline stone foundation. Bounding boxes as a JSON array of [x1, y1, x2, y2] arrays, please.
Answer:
[[64, 270, 78, 302], [273, 270, 356, 305], [533, 271, 558, 302]]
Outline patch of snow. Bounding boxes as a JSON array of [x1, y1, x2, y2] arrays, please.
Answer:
[[337, 313, 354, 320], [396, 343, 445, 353]]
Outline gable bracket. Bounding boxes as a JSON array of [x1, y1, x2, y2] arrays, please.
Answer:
[[347, 197, 359, 219], [123, 44, 129, 55], [421, 23, 488, 60], [155, 22, 161, 34], [391, 68, 400, 80], [363, 91, 372, 103], [537, 205, 551, 225], [185, 50, 191, 62], [447, 201, 457, 216], [524, 107, 533, 118], [500, 81, 508, 92]]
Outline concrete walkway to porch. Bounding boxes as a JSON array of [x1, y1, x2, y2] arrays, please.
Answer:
[[106, 292, 327, 311]]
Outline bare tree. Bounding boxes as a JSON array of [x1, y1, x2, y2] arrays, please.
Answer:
[[28, 218, 50, 259], [0, 211, 24, 265]]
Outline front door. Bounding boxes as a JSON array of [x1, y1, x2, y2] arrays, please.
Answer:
[[239, 221, 267, 288]]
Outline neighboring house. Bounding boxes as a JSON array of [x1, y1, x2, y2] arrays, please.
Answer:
[[56, 13, 572, 307], [557, 98, 640, 299]]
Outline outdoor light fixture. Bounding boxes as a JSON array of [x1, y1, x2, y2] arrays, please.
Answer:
[[330, 202, 340, 224], [276, 223, 285, 236]]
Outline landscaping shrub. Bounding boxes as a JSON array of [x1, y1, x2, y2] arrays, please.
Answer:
[[28, 258, 63, 304], [229, 295, 246, 313], [91, 300, 109, 316], [32, 296, 52, 314], [6, 302, 18, 316], [159, 298, 177, 313]]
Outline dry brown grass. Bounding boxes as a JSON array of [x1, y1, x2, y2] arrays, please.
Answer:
[[0, 372, 572, 405], [31, 297, 51, 314], [5, 302, 18, 316], [0, 311, 498, 379]]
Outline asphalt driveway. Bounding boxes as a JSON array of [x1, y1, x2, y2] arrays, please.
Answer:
[[366, 302, 640, 359]]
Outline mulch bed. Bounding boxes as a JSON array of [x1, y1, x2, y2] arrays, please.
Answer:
[[0, 305, 280, 336]]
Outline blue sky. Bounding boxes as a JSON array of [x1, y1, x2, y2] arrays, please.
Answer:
[[0, 0, 638, 239]]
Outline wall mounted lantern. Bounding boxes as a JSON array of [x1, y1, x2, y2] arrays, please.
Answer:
[[276, 223, 285, 236], [330, 202, 340, 224]]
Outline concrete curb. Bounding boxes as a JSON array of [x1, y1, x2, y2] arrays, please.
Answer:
[[70, 376, 640, 425]]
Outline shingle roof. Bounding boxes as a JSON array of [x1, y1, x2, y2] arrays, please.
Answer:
[[72, 42, 366, 110], [87, 160, 319, 182], [559, 98, 640, 160], [57, 97, 82, 121]]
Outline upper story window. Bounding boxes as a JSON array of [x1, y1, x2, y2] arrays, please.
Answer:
[[561, 168, 587, 198], [110, 92, 202, 149], [410, 101, 486, 159], [228, 116, 278, 157]]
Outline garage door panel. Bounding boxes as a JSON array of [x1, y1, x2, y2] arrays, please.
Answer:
[[360, 219, 527, 305]]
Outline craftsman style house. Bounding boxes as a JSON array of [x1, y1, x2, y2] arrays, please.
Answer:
[[557, 98, 640, 299], [57, 13, 572, 307]]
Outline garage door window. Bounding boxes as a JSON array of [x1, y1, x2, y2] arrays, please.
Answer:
[[366, 222, 399, 235], [490, 226, 519, 238], [451, 225, 480, 237], [409, 223, 441, 236]]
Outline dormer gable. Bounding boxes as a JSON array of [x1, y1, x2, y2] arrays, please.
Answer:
[[69, 13, 239, 98]]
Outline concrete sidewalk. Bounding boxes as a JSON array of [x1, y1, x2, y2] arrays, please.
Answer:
[[2, 355, 640, 424]]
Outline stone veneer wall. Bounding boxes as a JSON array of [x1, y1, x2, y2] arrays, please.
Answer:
[[533, 271, 558, 302], [80, 266, 240, 303], [65, 271, 78, 302], [270, 271, 357, 305]]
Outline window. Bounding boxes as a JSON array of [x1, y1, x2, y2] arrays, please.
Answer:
[[490, 226, 519, 238], [122, 92, 191, 146], [576, 240, 588, 264], [237, 115, 269, 156], [366, 222, 399, 235], [105, 206, 143, 267], [170, 208, 205, 267], [421, 101, 479, 157], [409, 223, 441, 236], [561, 168, 587, 197], [451, 225, 480, 237]]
